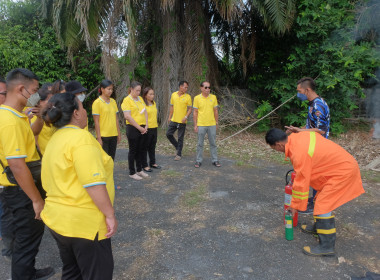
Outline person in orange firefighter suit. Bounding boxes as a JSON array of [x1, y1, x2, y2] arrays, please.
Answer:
[[265, 128, 365, 257]]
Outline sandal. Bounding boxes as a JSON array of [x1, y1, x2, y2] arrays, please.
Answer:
[[212, 161, 221, 167], [151, 164, 161, 169], [143, 167, 153, 172], [194, 162, 201, 168]]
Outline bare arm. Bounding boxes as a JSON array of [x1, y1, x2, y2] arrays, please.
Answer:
[[7, 158, 44, 219], [86, 185, 117, 238], [193, 108, 198, 133], [182, 106, 192, 123], [116, 114, 121, 144], [123, 111, 147, 134], [93, 115, 102, 145], [31, 117, 44, 136], [144, 109, 149, 130], [214, 107, 219, 129]]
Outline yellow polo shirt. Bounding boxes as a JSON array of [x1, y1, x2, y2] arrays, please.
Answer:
[[170, 91, 192, 123], [146, 102, 158, 128], [92, 97, 119, 137], [0, 105, 40, 186], [193, 93, 218, 126], [38, 124, 54, 155], [121, 95, 146, 125], [41, 125, 115, 241]]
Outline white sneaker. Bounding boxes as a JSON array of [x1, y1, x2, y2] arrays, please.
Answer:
[[129, 174, 143, 180], [137, 171, 149, 178]]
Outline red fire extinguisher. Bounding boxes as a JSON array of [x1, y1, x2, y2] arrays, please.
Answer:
[[284, 170, 298, 227]]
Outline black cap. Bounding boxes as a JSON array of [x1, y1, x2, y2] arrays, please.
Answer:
[[65, 80, 87, 95]]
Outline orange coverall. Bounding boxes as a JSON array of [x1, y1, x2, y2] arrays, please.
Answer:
[[286, 131, 365, 215]]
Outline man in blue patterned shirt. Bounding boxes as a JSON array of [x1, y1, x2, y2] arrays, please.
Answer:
[[285, 77, 330, 214], [286, 77, 330, 137]]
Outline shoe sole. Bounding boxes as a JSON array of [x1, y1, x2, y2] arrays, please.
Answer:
[[302, 250, 335, 257]]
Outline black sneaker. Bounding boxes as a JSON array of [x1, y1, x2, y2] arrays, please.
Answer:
[[34, 267, 55, 280], [299, 202, 314, 215]]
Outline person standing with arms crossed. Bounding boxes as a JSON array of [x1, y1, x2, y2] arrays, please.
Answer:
[[285, 77, 330, 214], [193, 81, 221, 168], [166, 81, 192, 161]]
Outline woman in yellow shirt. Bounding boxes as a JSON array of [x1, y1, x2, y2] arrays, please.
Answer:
[[92, 79, 121, 160], [41, 93, 117, 280], [141, 87, 161, 172], [121, 81, 149, 180]]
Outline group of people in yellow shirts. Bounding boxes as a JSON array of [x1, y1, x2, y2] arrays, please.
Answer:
[[0, 67, 221, 280]]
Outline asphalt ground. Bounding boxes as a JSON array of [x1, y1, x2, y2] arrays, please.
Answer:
[[0, 148, 379, 280]]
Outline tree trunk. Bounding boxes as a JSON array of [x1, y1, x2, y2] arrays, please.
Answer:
[[150, 0, 219, 126]]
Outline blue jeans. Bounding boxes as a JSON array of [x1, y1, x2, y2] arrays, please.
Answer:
[[196, 126, 218, 163]]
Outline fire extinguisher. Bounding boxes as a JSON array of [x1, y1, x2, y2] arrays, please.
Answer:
[[284, 169, 298, 227]]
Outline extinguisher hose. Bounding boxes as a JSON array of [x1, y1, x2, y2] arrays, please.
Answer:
[[285, 169, 294, 185]]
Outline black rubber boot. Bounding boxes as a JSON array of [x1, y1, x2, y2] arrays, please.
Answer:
[[302, 216, 336, 257], [301, 217, 316, 234]]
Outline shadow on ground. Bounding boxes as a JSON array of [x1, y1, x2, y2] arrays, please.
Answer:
[[1, 148, 379, 279]]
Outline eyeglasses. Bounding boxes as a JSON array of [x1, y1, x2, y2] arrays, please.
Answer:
[[203, 86, 211, 89]]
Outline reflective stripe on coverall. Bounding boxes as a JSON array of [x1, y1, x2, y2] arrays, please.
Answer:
[[285, 131, 364, 215]]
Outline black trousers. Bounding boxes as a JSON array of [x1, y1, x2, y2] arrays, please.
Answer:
[[101, 136, 118, 161], [142, 128, 158, 168], [0, 184, 45, 280], [50, 230, 114, 280], [166, 121, 186, 157], [126, 125, 147, 175], [0, 192, 14, 257]]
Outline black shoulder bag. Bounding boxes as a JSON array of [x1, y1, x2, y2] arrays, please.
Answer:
[[0, 148, 42, 185]]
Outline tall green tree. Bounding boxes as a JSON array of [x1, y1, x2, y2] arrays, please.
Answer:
[[41, 0, 297, 123], [251, 0, 380, 134]]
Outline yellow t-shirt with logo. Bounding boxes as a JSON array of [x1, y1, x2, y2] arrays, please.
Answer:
[[121, 95, 146, 125], [41, 125, 115, 241], [146, 102, 158, 128], [170, 91, 192, 123], [92, 97, 119, 137], [0, 105, 40, 186], [193, 93, 218, 126]]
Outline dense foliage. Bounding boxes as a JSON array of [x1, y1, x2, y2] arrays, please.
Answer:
[[250, 0, 380, 133], [0, 0, 103, 91], [0, 0, 378, 133]]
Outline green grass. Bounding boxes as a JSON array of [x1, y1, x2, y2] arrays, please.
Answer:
[[361, 170, 380, 184], [160, 169, 182, 178], [181, 184, 207, 208]]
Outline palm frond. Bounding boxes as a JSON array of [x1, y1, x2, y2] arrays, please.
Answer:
[[252, 0, 296, 35]]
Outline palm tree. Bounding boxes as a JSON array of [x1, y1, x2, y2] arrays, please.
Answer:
[[41, 0, 296, 123]]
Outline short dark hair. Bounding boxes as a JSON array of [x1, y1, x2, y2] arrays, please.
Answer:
[[38, 83, 53, 101], [179, 81, 188, 87], [200, 81, 210, 87], [297, 77, 316, 91], [42, 93, 79, 128], [265, 128, 288, 146], [6, 68, 39, 90]]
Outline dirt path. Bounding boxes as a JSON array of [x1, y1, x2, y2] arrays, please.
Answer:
[[0, 148, 379, 280]]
